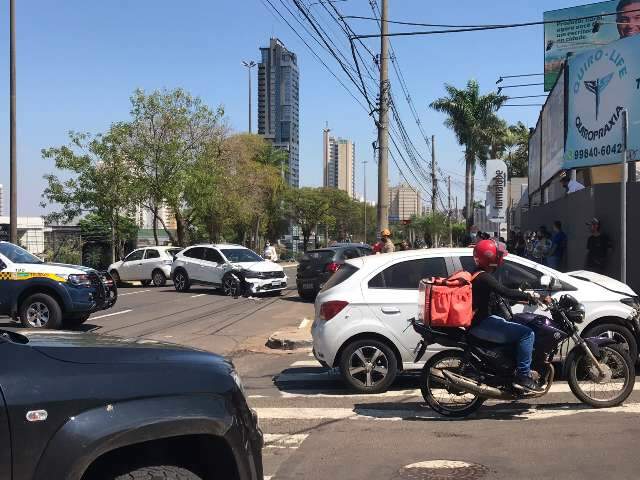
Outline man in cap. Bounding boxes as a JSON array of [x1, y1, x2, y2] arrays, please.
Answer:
[[380, 228, 395, 253], [586, 218, 612, 274]]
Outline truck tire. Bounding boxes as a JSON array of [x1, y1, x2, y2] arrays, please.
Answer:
[[111, 465, 202, 480], [19, 293, 63, 329], [63, 314, 90, 329]]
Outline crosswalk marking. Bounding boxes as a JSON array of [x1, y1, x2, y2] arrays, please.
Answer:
[[264, 433, 309, 449], [256, 402, 640, 422]]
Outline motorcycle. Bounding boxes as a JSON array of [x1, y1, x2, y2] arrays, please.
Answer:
[[411, 277, 636, 418]]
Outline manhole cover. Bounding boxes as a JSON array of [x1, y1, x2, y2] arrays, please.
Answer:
[[395, 460, 489, 480]]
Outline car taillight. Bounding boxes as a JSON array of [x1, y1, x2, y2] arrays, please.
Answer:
[[326, 262, 340, 273], [319, 300, 349, 321]]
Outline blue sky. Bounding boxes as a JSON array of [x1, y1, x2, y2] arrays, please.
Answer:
[[0, 0, 595, 215]]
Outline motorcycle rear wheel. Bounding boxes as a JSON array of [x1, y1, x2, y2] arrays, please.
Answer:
[[568, 344, 635, 408], [421, 350, 486, 418]]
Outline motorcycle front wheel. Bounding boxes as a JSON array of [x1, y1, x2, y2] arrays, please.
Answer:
[[568, 344, 635, 408], [420, 350, 485, 418]]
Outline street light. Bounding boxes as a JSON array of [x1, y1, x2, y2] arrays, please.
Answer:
[[9, 0, 17, 244], [242, 60, 256, 134]]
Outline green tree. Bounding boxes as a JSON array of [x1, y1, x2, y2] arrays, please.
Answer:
[[288, 188, 331, 251], [41, 123, 138, 262], [430, 80, 507, 229], [127, 88, 227, 246], [411, 213, 448, 246]]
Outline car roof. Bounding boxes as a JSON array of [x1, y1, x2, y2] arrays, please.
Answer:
[[310, 243, 372, 251], [185, 243, 246, 249]]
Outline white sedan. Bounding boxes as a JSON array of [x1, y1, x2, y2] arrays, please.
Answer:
[[312, 248, 640, 393]]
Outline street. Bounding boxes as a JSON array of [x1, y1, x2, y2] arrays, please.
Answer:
[[2, 266, 638, 479]]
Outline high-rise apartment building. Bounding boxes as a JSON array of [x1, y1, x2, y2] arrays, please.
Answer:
[[389, 184, 421, 222], [323, 128, 355, 198], [258, 38, 300, 188]]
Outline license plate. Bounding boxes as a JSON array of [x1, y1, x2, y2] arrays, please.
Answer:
[[272, 281, 281, 287], [303, 282, 314, 290]]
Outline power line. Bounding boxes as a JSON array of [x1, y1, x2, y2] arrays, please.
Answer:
[[350, 7, 640, 39]]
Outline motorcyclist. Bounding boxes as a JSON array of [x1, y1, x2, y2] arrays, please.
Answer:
[[469, 239, 545, 393]]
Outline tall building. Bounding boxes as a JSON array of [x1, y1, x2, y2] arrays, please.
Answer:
[[389, 184, 421, 222], [135, 204, 177, 231], [0, 184, 3, 216], [323, 128, 355, 198], [258, 38, 300, 188]]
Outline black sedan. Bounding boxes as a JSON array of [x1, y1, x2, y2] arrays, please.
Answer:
[[296, 243, 373, 300]]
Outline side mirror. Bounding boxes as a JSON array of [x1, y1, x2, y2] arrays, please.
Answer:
[[540, 275, 556, 289], [0, 260, 6, 271]]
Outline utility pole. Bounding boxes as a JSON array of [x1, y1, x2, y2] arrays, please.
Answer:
[[455, 197, 458, 222], [621, 109, 628, 284], [364, 142, 375, 244], [10, 0, 17, 244], [448, 176, 452, 247], [431, 135, 437, 215], [242, 60, 256, 133], [376, 0, 389, 235]]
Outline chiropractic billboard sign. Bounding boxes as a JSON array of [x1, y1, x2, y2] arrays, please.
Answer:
[[564, 33, 640, 168]]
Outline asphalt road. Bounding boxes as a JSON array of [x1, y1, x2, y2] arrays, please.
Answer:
[[3, 266, 640, 479]]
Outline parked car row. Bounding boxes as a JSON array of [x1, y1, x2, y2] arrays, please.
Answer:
[[311, 247, 640, 393]]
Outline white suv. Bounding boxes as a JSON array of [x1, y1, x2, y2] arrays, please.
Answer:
[[108, 246, 182, 287], [312, 248, 640, 393], [171, 244, 287, 295]]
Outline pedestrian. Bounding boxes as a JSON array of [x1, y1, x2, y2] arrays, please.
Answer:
[[263, 242, 278, 262], [586, 218, 612, 274], [547, 221, 567, 271], [560, 170, 585, 195], [400, 240, 410, 251], [515, 232, 527, 257], [532, 226, 552, 265], [380, 229, 395, 253]]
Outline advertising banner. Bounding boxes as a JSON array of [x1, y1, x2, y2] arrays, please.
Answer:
[[485, 160, 508, 223], [543, 1, 640, 91], [528, 119, 542, 193], [564, 33, 640, 169], [541, 68, 565, 184]]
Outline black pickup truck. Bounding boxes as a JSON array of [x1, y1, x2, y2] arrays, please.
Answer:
[[0, 328, 263, 480]]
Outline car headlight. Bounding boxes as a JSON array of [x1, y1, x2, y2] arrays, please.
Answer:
[[230, 370, 246, 395], [621, 297, 640, 310], [68, 274, 92, 287]]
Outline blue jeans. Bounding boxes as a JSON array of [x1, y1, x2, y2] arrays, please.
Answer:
[[470, 315, 535, 376]]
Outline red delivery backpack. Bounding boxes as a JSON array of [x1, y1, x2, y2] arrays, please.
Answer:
[[418, 271, 481, 328]]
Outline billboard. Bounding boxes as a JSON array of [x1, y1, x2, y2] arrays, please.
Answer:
[[541, 68, 566, 184], [528, 118, 542, 193], [564, 33, 640, 169], [485, 160, 508, 223], [543, 0, 640, 91]]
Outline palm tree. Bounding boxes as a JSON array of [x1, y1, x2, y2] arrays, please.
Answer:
[[430, 80, 507, 229]]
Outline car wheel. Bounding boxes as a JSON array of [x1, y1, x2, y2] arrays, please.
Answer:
[[173, 269, 190, 292], [110, 465, 202, 480], [339, 338, 398, 393], [151, 269, 167, 287], [19, 293, 62, 329], [63, 314, 90, 329], [222, 274, 240, 297], [109, 270, 121, 286], [583, 323, 638, 363]]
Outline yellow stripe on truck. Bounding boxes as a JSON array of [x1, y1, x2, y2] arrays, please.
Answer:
[[0, 272, 66, 282]]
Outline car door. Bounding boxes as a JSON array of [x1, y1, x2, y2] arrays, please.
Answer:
[[201, 248, 226, 285], [181, 247, 206, 282], [142, 248, 161, 279], [362, 255, 452, 353], [119, 249, 144, 280], [0, 254, 14, 315]]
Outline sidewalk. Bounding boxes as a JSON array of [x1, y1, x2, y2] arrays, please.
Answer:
[[266, 318, 313, 350]]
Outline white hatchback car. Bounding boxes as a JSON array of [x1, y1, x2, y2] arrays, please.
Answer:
[[312, 248, 640, 393], [108, 246, 182, 287], [171, 244, 287, 295]]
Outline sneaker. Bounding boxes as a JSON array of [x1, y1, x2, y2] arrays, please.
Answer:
[[513, 373, 544, 393]]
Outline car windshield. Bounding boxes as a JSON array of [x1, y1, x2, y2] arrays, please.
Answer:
[[0, 243, 43, 264], [220, 248, 264, 263]]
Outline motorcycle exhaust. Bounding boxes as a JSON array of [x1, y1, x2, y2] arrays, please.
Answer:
[[438, 369, 513, 400]]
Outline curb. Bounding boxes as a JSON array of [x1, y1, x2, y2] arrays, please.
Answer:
[[266, 318, 313, 351]]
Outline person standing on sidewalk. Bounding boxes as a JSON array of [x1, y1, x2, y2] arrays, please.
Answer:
[[532, 226, 552, 266], [547, 221, 567, 271], [380, 229, 395, 253], [586, 218, 612, 274]]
